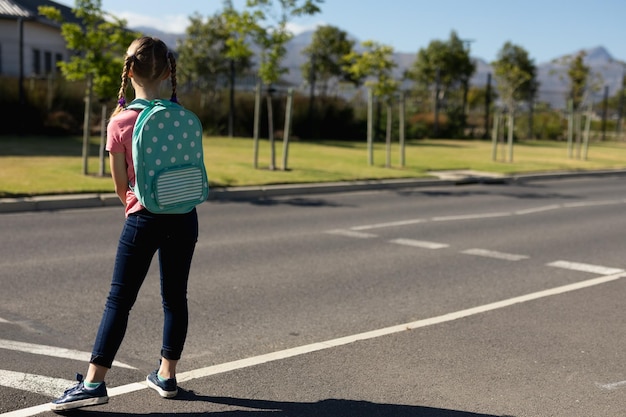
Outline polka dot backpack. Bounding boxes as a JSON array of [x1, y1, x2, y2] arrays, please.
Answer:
[[126, 99, 209, 214]]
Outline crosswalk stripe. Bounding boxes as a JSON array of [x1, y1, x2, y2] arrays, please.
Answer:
[[0, 370, 73, 398], [0, 339, 136, 370]]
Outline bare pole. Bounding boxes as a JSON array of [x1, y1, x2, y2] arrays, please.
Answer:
[[281, 88, 293, 171], [399, 91, 406, 168], [367, 87, 374, 166], [253, 81, 261, 169]]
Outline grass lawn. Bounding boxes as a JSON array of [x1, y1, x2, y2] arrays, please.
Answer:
[[2, 135, 626, 198]]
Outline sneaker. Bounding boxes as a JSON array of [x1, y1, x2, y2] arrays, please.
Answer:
[[146, 369, 178, 398], [50, 373, 108, 411]]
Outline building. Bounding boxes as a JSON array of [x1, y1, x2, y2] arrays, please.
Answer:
[[0, 0, 79, 78]]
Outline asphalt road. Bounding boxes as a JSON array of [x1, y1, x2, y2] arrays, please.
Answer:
[[1, 175, 626, 417]]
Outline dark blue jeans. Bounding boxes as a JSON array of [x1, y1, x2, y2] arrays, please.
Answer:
[[90, 208, 198, 369]]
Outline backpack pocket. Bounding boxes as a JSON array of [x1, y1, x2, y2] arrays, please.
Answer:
[[153, 165, 208, 210]]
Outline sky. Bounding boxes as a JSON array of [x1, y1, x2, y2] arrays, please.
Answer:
[[55, 0, 626, 64]]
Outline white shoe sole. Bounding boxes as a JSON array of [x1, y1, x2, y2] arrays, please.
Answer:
[[146, 376, 178, 398], [50, 395, 109, 411]]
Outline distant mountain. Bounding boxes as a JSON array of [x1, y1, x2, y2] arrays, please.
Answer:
[[135, 26, 624, 109], [133, 26, 185, 49]]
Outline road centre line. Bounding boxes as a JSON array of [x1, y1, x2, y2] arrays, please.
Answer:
[[0, 339, 136, 370], [324, 229, 377, 238], [389, 238, 449, 249], [595, 379, 626, 391], [351, 219, 426, 231], [6, 271, 626, 417], [563, 199, 623, 208], [515, 204, 561, 215], [432, 212, 511, 221], [342, 199, 626, 233], [462, 248, 529, 261], [547, 260, 624, 275]]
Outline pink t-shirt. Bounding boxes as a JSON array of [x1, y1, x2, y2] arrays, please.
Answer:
[[106, 109, 144, 217]]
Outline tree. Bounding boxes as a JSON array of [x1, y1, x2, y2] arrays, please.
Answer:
[[565, 52, 599, 158], [406, 31, 475, 137], [39, 0, 138, 175], [222, 1, 259, 137], [344, 40, 398, 167], [567, 52, 591, 112], [491, 42, 537, 162], [301, 25, 354, 97], [245, 0, 323, 170], [176, 13, 231, 98], [300, 25, 353, 138], [177, 8, 254, 137]]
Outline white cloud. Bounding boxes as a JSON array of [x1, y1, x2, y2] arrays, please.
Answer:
[[286, 21, 323, 35], [114, 11, 189, 34]]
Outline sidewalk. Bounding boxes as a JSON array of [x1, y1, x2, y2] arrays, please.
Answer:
[[2, 169, 626, 214]]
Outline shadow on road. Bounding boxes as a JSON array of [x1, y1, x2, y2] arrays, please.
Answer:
[[68, 389, 514, 417]]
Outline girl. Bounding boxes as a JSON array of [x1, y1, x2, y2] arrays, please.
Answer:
[[51, 36, 199, 411]]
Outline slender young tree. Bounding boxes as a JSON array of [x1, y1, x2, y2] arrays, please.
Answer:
[[491, 42, 537, 162], [406, 31, 475, 136], [39, 0, 138, 175], [344, 40, 398, 166], [301, 25, 354, 97], [245, 0, 323, 170]]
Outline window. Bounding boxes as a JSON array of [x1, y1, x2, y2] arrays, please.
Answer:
[[44, 51, 52, 74], [55, 53, 63, 73], [32, 49, 41, 75]]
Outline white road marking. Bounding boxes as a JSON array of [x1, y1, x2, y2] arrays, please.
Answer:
[[432, 212, 511, 221], [595, 380, 626, 391], [338, 199, 626, 233], [351, 218, 426, 231], [5, 271, 626, 417], [563, 199, 622, 208], [389, 238, 449, 249], [324, 229, 377, 238], [0, 317, 8, 323], [547, 260, 624, 275], [0, 370, 74, 398], [462, 248, 529, 261], [515, 204, 561, 215], [0, 339, 136, 370]]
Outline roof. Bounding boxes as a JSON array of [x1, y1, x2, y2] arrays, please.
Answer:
[[0, 0, 81, 25], [0, 0, 31, 17]]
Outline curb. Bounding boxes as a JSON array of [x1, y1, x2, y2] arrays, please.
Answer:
[[2, 169, 626, 214]]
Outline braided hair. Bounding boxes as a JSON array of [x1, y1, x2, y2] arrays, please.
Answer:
[[111, 36, 178, 117]]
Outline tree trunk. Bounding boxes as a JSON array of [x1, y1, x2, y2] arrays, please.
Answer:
[[507, 111, 514, 163]]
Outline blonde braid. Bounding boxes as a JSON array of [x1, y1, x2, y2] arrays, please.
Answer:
[[111, 55, 133, 117]]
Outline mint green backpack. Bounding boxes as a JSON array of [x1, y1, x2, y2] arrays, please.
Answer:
[[126, 99, 209, 214]]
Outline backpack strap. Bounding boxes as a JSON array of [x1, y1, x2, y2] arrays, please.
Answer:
[[125, 98, 152, 111], [126, 98, 179, 111]]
